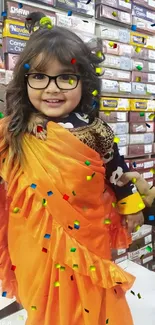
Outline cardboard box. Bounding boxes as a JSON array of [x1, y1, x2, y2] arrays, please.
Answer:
[[129, 122, 154, 133], [132, 59, 155, 72], [130, 99, 155, 111], [6, 1, 56, 23], [108, 122, 129, 134], [132, 71, 155, 83], [132, 4, 155, 34], [129, 111, 155, 122], [128, 144, 153, 155], [132, 225, 153, 241], [56, 13, 95, 35], [117, 134, 129, 146], [129, 133, 154, 144], [101, 79, 119, 93], [128, 243, 153, 260], [128, 232, 152, 252], [96, 24, 130, 43], [133, 0, 155, 11], [118, 145, 128, 156], [102, 40, 133, 57], [55, 0, 95, 16], [132, 47, 155, 61], [3, 19, 30, 40], [5, 53, 19, 70], [102, 54, 132, 70], [102, 68, 131, 82], [142, 169, 154, 180], [129, 158, 154, 170], [130, 31, 155, 49], [131, 82, 146, 95], [99, 111, 128, 122], [96, 0, 132, 12], [95, 4, 132, 25], [2, 37, 27, 54], [100, 97, 130, 111]]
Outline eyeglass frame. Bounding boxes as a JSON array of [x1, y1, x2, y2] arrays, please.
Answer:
[[25, 72, 81, 90]]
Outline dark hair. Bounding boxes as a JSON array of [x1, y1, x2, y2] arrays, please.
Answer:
[[4, 24, 104, 159]]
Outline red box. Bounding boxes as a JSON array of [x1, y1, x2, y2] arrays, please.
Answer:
[[129, 122, 154, 133], [128, 144, 153, 156]]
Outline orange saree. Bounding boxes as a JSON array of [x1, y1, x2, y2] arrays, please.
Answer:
[[0, 120, 135, 325]]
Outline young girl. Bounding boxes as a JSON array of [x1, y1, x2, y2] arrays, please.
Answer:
[[0, 17, 145, 325]]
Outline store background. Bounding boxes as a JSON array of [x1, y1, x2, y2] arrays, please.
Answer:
[[0, 0, 155, 324]]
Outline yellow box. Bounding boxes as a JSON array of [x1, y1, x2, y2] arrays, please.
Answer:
[[100, 97, 130, 111], [130, 99, 154, 112], [3, 19, 30, 40], [130, 32, 155, 50]]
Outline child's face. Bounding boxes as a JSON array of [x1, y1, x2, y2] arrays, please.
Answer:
[[27, 55, 82, 118]]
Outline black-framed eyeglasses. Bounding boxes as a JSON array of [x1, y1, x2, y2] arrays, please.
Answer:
[[25, 73, 81, 90]]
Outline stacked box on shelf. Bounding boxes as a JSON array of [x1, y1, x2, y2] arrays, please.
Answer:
[[55, 0, 95, 16], [128, 99, 155, 156], [2, 1, 57, 71], [95, 0, 132, 25], [127, 225, 154, 268], [132, 3, 155, 35], [99, 97, 130, 156], [128, 156, 155, 189]]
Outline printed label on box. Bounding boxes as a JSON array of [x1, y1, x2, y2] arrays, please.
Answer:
[[142, 255, 153, 264], [133, 5, 155, 22], [147, 84, 155, 93], [148, 50, 155, 61], [119, 0, 131, 9], [144, 161, 154, 169], [144, 234, 152, 245], [144, 144, 152, 153], [119, 82, 131, 92], [148, 62, 155, 71], [148, 74, 155, 83]]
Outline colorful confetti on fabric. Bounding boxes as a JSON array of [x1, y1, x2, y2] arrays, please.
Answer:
[[63, 194, 69, 201], [42, 199, 47, 207], [30, 183, 37, 189], [13, 207, 20, 213], [54, 281, 60, 287]]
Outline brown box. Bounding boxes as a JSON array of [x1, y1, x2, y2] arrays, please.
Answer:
[[96, 0, 132, 12], [96, 4, 132, 25], [129, 122, 154, 133], [99, 111, 128, 123], [128, 232, 152, 252], [132, 71, 155, 83], [129, 158, 154, 170], [128, 144, 153, 156], [129, 112, 153, 122], [147, 260, 155, 272], [5, 53, 19, 70], [6, 1, 56, 22]]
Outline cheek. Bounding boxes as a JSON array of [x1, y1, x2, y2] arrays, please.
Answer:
[[27, 86, 42, 102], [67, 85, 82, 104]]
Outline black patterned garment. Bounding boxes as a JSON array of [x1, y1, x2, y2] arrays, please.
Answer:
[[41, 111, 144, 215]]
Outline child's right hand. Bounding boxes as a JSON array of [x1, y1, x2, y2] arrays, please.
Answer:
[[27, 113, 47, 140]]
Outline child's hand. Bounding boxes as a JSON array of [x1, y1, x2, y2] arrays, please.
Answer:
[[27, 113, 47, 140], [122, 211, 144, 234]]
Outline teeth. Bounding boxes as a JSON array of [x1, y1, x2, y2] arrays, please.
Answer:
[[48, 100, 60, 102]]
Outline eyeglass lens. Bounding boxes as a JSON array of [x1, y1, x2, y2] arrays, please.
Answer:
[[28, 74, 78, 90]]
